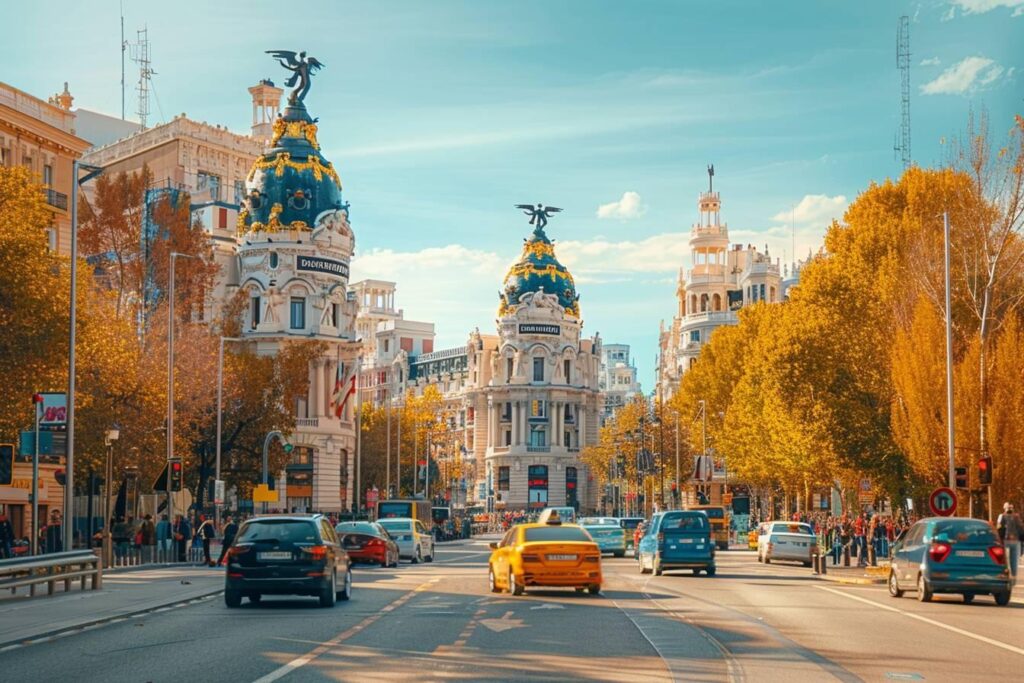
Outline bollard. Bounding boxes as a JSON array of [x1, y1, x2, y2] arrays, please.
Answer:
[[821, 554, 827, 574], [868, 544, 876, 566], [843, 544, 851, 567], [812, 553, 820, 575]]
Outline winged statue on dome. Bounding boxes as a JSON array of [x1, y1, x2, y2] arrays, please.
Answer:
[[266, 50, 325, 104], [515, 203, 562, 231]]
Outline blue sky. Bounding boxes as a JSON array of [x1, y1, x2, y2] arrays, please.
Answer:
[[3, 0, 1020, 389]]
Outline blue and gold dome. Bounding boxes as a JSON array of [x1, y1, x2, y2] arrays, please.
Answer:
[[499, 225, 580, 317], [237, 101, 345, 234]]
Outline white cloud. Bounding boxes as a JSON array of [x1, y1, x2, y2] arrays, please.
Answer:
[[920, 57, 942, 66], [771, 194, 848, 227], [596, 191, 646, 220], [946, 1, 1024, 17], [920, 56, 1006, 95]]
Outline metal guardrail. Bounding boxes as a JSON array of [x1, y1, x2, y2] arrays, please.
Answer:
[[0, 550, 102, 597]]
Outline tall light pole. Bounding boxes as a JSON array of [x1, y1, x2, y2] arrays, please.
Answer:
[[943, 212, 956, 492], [167, 252, 198, 522], [261, 430, 289, 514], [216, 336, 245, 525], [103, 428, 119, 567], [65, 160, 102, 551]]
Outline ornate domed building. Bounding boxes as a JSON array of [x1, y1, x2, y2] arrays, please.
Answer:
[[234, 56, 361, 513], [463, 218, 602, 512]]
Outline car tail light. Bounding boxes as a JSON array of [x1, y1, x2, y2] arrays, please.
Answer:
[[928, 542, 951, 563], [227, 544, 250, 558], [302, 545, 328, 561], [584, 555, 600, 563], [988, 545, 1006, 565], [365, 538, 384, 547]]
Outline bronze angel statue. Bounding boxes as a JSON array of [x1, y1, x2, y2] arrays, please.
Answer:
[[266, 50, 325, 104], [515, 203, 562, 231]]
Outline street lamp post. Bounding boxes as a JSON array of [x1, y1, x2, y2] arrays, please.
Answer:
[[103, 428, 119, 568], [261, 430, 288, 514], [65, 160, 103, 551], [215, 336, 245, 526], [167, 252, 199, 522]]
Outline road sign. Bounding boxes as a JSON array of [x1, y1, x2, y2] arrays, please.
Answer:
[[253, 484, 279, 503], [857, 478, 873, 503], [929, 487, 957, 517], [214, 479, 225, 505]]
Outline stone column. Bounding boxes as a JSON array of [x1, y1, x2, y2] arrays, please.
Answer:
[[307, 363, 317, 418], [511, 400, 519, 446], [315, 360, 325, 417], [577, 403, 585, 448], [552, 400, 561, 447]]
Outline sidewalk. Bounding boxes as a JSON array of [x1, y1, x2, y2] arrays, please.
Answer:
[[0, 565, 224, 649], [813, 563, 888, 585]]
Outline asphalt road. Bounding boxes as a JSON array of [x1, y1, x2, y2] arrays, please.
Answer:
[[2, 539, 1022, 682]]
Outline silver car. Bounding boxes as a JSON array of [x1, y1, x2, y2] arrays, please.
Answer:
[[758, 521, 815, 566], [377, 517, 435, 563]]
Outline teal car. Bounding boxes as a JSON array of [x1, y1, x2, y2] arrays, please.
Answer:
[[637, 510, 716, 576], [580, 517, 627, 558]]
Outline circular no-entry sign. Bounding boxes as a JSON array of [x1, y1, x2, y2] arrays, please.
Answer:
[[929, 487, 957, 517]]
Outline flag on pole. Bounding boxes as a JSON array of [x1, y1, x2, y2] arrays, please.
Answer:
[[330, 364, 357, 418]]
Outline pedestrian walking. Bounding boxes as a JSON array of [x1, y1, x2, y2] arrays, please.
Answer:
[[0, 512, 14, 558], [140, 514, 156, 563], [156, 514, 172, 560], [196, 515, 215, 566], [44, 510, 63, 554], [112, 516, 131, 563], [997, 502, 1023, 584], [172, 514, 191, 563], [216, 516, 238, 566]]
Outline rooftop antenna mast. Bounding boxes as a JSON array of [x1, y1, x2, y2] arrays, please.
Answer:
[[128, 26, 155, 129], [895, 15, 911, 170]]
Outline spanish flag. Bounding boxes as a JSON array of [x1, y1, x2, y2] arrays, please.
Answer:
[[330, 365, 357, 418]]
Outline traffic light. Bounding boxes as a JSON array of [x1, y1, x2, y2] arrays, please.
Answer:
[[0, 444, 13, 485], [978, 457, 993, 486], [54, 468, 66, 486], [170, 458, 183, 491], [955, 466, 968, 489]]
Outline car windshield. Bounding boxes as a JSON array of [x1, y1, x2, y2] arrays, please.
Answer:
[[379, 520, 412, 533], [619, 518, 643, 530], [336, 522, 380, 536], [524, 526, 592, 543], [696, 508, 725, 519], [661, 513, 709, 530], [579, 517, 616, 526], [932, 520, 998, 545], [774, 523, 814, 535], [236, 520, 318, 544]]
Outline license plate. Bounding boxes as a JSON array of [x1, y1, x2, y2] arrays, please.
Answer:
[[680, 538, 694, 544], [696, 545, 705, 549], [347, 546, 362, 551], [547, 554, 577, 561], [258, 551, 291, 560], [956, 550, 984, 558]]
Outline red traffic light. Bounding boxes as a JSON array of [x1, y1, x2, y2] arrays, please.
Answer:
[[171, 461, 182, 473], [978, 456, 993, 486]]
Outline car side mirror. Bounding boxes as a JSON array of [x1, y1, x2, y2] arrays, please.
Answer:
[[488, 542, 498, 550]]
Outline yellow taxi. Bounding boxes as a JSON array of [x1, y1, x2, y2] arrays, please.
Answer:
[[487, 513, 602, 596]]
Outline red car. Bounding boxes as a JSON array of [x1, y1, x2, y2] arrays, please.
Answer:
[[335, 521, 400, 567]]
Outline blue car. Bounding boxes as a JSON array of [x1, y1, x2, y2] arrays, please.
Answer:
[[637, 510, 716, 576], [579, 517, 627, 557], [889, 517, 1012, 605]]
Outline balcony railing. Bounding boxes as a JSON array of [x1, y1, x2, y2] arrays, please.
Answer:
[[296, 417, 319, 428], [527, 445, 550, 453], [44, 188, 68, 211], [567, 447, 580, 453]]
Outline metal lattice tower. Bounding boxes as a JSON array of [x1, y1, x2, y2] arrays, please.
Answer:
[[895, 15, 911, 170], [128, 27, 154, 129]]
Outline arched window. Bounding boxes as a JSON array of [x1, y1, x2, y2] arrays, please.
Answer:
[[712, 293, 722, 311], [700, 294, 709, 312], [690, 295, 697, 315], [769, 286, 776, 302]]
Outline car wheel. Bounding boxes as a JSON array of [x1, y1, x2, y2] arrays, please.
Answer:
[[412, 547, 422, 564], [962, 593, 974, 604], [425, 545, 434, 563], [588, 584, 601, 595], [994, 591, 1011, 606], [509, 570, 525, 596], [488, 566, 501, 593], [706, 565, 716, 577], [319, 572, 338, 607], [692, 569, 701, 576], [613, 550, 625, 558], [916, 574, 932, 603], [575, 586, 587, 593], [224, 589, 242, 608], [803, 561, 812, 568], [888, 570, 904, 598], [653, 557, 663, 576], [337, 569, 352, 601], [248, 593, 262, 604]]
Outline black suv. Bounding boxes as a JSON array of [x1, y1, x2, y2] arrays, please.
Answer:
[[225, 514, 352, 608]]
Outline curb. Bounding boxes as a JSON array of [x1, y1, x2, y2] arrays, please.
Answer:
[[105, 562, 219, 575], [0, 587, 224, 651], [814, 573, 886, 585]]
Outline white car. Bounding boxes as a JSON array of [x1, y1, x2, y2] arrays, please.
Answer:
[[758, 521, 815, 566], [378, 517, 435, 563]]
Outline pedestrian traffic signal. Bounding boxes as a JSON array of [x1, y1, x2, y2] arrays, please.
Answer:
[[978, 457, 993, 486], [170, 458, 183, 491], [0, 444, 13, 486], [955, 466, 968, 489]]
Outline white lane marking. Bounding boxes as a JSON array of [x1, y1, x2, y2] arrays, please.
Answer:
[[816, 586, 1024, 657], [479, 611, 525, 633]]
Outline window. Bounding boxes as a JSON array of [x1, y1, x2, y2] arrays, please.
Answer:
[[565, 467, 578, 508], [564, 431, 571, 447], [42, 164, 53, 186], [422, 339, 433, 353], [690, 330, 700, 343], [564, 359, 571, 383], [533, 357, 544, 382], [524, 526, 589, 542], [400, 337, 413, 352], [529, 425, 546, 447], [217, 207, 228, 230], [504, 430, 511, 446], [383, 339, 389, 353], [234, 180, 246, 205], [530, 400, 546, 418], [197, 171, 221, 200], [290, 446, 313, 467], [506, 357, 514, 382], [46, 228, 57, 252], [497, 466, 510, 491], [251, 296, 261, 329], [290, 296, 306, 329], [527, 465, 548, 508], [760, 284, 766, 300], [564, 404, 572, 422], [502, 402, 512, 421]]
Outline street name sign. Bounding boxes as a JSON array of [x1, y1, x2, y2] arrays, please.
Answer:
[[929, 487, 957, 517]]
